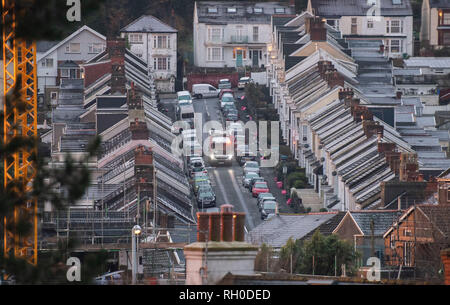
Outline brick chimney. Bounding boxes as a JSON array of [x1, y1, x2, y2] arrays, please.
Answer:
[[339, 88, 354, 100], [441, 249, 450, 285], [128, 83, 143, 110], [306, 17, 327, 41], [437, 177, 450, 205], [184, 205, 259, 285], [378, 142, 396, 154], [362, 120, 384, 139], [399, 153, 419, 182], [107, 37, 127, 94], [134, 145, 154, 195], [130, 118, 149, 140], [396, 91, 403, 100], [324, 69, 344, 88], [318, 60, 333, 77]]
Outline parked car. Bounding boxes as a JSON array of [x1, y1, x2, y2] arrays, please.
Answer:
[[249, 176, 265, 192], [257, 192, 274, 205], [220, 93, 235, 109], [238, 76, 253, 89], [258, 196, 277, 211], [190, 165, 207, 178], [197, 189, 216, 209], [260, 201, 277, 220], [192, 84, 220, 99], [243, 172, 260, 188], [236, 144, 257, 166], [218, 78, 232, 90], [219, 88, 234, 100], [222, 103, 237, 116], [194, 179, 211, 195], [252, 181, 269, 197], [225, 108, 239, 121], [177, 90, 193, 105], [243, 161, 260, 175]]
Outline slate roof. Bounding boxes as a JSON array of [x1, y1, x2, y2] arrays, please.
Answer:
[[418, 204, 450, 238], [429, 0, 450, 8], [404, 57, 450, 69], [120, 15, 177, 33], [247, 213, 339, 248], [36, 40, 59, 53], [349, 210, 403, 236], [196, 1, 295, 24], [310, 0, 413, 17], [301, 212, 346, 240]]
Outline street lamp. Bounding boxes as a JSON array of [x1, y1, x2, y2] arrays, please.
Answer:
[[131, 224, 142, 285]]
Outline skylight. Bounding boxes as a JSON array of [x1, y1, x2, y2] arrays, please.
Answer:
[[208, 7, 218, 13], [392, 0, 402, 4], [275, 8, 285, 14], [227, 7, 237, 13], [254, 7, 263, 14]]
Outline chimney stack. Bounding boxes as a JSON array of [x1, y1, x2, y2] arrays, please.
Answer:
[[107, 37, 127, 94], [362, 121, 384, 139], [195, 204, 247, 243], [396, 91, 403, 99], [339, 88, 354, 100], [130, 118, 149, 140], [306, 17, 327, 41]]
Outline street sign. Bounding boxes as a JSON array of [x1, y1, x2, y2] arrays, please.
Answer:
[[282, 166, 287, 174]]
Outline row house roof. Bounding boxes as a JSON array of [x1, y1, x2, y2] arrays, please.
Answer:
[[309, 0, 413, 17]]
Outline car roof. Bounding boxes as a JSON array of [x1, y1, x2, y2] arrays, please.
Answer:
[[222, 93, 234, 97], [177, 91, 190, 96], [240, 77, 250, 80], [259, 193, 273, 197], [220, 78, 230, 82]]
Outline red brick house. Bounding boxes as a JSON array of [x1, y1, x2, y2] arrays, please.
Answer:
[[383, 169, 450, 280]]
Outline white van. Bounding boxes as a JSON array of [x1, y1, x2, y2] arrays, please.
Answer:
[[192, 84, 220, 99], [177, 90, 193, 105]]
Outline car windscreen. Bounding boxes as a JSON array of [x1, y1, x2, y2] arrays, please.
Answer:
[[178, 95, 191, 100], [181, 112, 194, 119], [263, 202, 277, 210], [254, 182, 267, 188], [246, 162, 259, 168], [199, 192, 214, 199], [222, 96, 234, 102]]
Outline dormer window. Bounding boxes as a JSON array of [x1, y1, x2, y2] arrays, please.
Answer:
[[275, 8, 285, 14], [208, 7, 218, 13], [254, 7, 263, 14], [227, 7, 237, 13]]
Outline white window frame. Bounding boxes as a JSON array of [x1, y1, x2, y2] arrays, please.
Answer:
[[88, 43, 105, 54], [386, 20, 403, 34], [207, 27, 223, 43], [50, 91, 58, 100], [60, 69, 70, 77], [154, 35, 170, 49], [129, 34, 143, 44], [253, 26, 259, 42], [367, 19, 374, 29], [65, 43, 80, 53], [207, 47, 224, 61], [153, 57, 171, 70]]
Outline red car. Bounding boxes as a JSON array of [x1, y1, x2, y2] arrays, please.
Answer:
[[219, 89, 234, 100], [252, 181, 269, 197]]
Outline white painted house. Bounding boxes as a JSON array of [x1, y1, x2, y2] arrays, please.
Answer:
[[193, 1, 295, 68], [308, 0, 414, 58], [120, 15, 178, 93], [36, 25, 106, 95]]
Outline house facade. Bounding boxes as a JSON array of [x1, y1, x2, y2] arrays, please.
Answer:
[[37, 25, 106, 97], [120, 15, 178, 93], [307, 0, 414, 58], [421, 0, 450, 49], [193, 1, 295, 68]]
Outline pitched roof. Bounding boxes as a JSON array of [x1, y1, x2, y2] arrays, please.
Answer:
[[120, 15, 177, 33], [247, 213, 339, 248], [196, 1, 295, 24], [349, 210, 403, 236], [417, 205, 450, 237], [310, 0, 413, 17], [301, 211, 347, 240], [37, 25, 106, 61], [36, 40, 59, 53], [429, 0, 450, 8]]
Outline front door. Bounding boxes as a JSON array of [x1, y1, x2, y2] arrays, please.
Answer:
[[251, 50, 259, 67]]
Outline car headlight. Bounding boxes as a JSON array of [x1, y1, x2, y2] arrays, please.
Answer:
[[210, 154, 215, 160], [227, 155, 233, 160]]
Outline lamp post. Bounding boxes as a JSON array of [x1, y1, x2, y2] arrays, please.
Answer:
[[131, 224, 142, 285]]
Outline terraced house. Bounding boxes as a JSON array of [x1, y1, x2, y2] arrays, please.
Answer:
[[307, 0, 414, 57]]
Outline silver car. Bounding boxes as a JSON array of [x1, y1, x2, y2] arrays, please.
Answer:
[[243, 161, 260, 175], [243, 172, 260, 188]]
